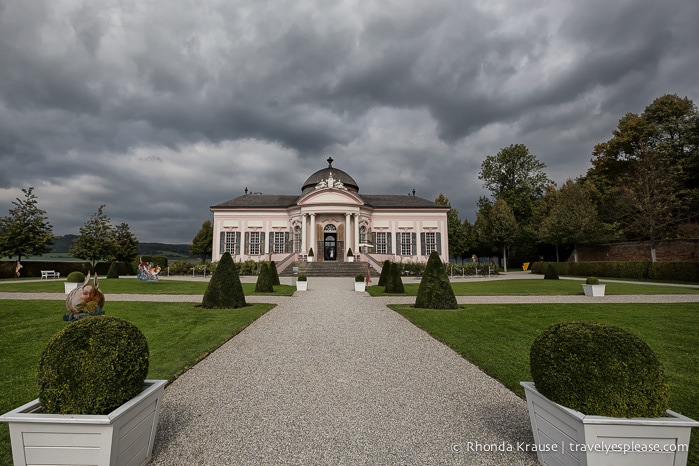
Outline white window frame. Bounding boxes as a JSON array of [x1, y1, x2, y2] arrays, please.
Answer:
[[401, 232, 412, 256], [224, 231, 236, 254], [376, 232, 388, 254], [249, 232, 261, 255], [425, 232, 436, 255], [274, 231, 286, 254]]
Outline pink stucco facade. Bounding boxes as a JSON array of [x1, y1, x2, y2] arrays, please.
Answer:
[[210, 161, 449, 267]]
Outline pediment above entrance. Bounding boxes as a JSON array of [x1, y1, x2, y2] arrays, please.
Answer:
[[297, 189, 364, 207]]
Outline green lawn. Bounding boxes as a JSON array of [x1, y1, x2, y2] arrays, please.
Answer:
[[367, 278, 699, 296], [391, 302, 699, 466], [0, 278, 296, 296], [0, 300, 274, 465]]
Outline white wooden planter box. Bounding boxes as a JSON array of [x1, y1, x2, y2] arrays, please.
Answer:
[[296, 281, 308, 291], [582, 284, 606, 296], [0, 379, 167, 466], [354, 281, 366, 292], [347, 256, 355, 262], [521, 382, 699, 466], [64, 282, 80, 294]]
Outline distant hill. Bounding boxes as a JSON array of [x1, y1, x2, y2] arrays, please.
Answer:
[[50, 235, 198, 260]]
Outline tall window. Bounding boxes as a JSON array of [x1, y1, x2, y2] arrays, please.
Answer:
[[401, 232, 412, 255], [274, 231, 286, 253], [224, 231, 236, 254], [249, 232, 261, 255], [293, 226, 301, 253], [375, 232, 388, 254], [425, 232, 436, 255]]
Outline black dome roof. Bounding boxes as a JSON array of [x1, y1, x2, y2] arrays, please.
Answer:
[[301, 157, 359, 193]]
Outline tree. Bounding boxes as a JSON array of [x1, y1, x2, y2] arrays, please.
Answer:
[[478, 144, 552, 223], [0, 187, 55, 262], [415, 251, 458, 309], [113, 222, 139, 265], [70, 205, 116, 270], [588, 94, 699, 235], [435, 193, 468, 262], [476, 198, 517, 272], [202, 251, 246, 308], [189, 220, 213, 263], [538, 180, 604, 262]]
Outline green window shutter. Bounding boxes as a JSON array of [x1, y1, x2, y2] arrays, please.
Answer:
[[244, 232, 250, 255], [436, 233, 441, 255], [412, 232, 417, 256], [260, 232, 266, 254], [235, 232, 241, 255], [420, 232, 426, 256], [269, 233, 274, 254], [395, 233, 400, 254], [387, 233, 392, 254], [285, 231, 291, 253], [220, 232, 225, 254]]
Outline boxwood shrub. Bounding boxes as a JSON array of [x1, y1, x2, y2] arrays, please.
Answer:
[[530, 261, 697, 282], [530, 321, 669, 418], [37, 316, 149, 415]]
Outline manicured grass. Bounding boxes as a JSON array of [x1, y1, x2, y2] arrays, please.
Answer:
[[366, 278, 699, 296], [391, 303, 699, 465], [0, 279, 296, 296], [0, 300, 274, 465]]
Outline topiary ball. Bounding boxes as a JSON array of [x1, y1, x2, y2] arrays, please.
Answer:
[[66, 271, 86, 283], [530, 321, 669, 418], [37, 316, 149, 415]]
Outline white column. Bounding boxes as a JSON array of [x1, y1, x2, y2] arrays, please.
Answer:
[[310, 214, 316, 254], [345, 213, 351, 255], [301, 213, 307, 253], [353, 213, 360, 253]]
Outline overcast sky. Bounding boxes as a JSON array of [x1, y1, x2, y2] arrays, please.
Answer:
[[1, 0, 698, 244]]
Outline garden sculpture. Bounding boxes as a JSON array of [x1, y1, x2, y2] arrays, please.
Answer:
[[64, 272, 105, 321]]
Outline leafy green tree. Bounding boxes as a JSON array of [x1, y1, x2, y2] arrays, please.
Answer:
[[478, 144, 552, 223], [415, 251, 458, 309], [476, 198, 517, 272], [0, 187, 55, 262], [69, 205, 116, 271], [189, 220, 213, 263], [202, 252, 246, 308], [538, 180, 604, 262], [113, 222, 139, 265], [588, 94, 699, 235]]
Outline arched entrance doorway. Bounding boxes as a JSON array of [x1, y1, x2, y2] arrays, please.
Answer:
[[323, 224, 337, 261]]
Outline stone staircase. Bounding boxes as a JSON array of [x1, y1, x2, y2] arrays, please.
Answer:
[[280, 261, 368, 277]]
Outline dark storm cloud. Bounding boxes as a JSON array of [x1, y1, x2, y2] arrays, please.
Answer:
[[0, 0, 697, 242]]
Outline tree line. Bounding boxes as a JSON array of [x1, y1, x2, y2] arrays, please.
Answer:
[[439, 94, 698, 268]]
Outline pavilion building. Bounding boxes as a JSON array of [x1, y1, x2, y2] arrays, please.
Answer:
[[210, 158, 449, 270]]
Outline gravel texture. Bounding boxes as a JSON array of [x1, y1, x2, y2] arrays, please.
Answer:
[[149, 278, 540, 466]]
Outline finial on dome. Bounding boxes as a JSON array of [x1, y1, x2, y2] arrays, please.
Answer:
[[327, 156, 334, 167]]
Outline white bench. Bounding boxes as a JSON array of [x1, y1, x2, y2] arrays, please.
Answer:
[[41, 270, 60, 280]]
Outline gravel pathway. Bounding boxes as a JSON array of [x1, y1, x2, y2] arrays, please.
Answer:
[[149, 278, 539, 466]]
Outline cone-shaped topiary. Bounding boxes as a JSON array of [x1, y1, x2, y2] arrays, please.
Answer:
[[415, 251, 458, 309], [37, 316, 149, 415], [543, 264, 559, 280], [530, 321, 669, 418], [269, 261, 280, 286], [378, 259, 391, 287], [384, 262, 405, 293], [107, 261, 119, 278], [66, 271, 86, 283], [202, 252, 246, 308], [255, 262, 274, 292]]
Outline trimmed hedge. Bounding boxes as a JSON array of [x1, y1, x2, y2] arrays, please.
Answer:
[[530, 321, 669, 418], [378, 260, 391, 287], [530, 261, 698, 282], [202, 252, 246, 308], [415, 251, 458, 309], [255, 262, 274, 292], [37, 316, 149, 415]]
